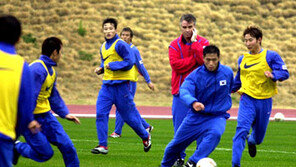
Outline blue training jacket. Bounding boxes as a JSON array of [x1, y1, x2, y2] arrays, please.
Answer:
[[29, 55, 69, 118], [130, 43, 151, 84], [233, 49, 289, 92], [99, 34, 135, 85], [180, 63, 233, 115], [0, 42, 34, 140]]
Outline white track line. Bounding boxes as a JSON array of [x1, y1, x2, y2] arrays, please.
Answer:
[[71, 139, 296, 155], [54, 114, 296, 121]]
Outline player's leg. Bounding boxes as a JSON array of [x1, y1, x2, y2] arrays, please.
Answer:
[[0, 140, 13, 167], [189, 115, 227, 163], [232, 94, 256, 167], [95, 84, 113, 147], [248, 98, 272, 145], [172, 95, 189, 160], [45, 112, 79, 167], [14, 114, 54, 163], [112, 110, 124, 137], [15, 129, 53, 163], [161, 113, 200, 167], [115, 82, 148, 139]]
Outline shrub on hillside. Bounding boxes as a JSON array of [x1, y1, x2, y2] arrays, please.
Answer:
[[78, 20, 87, 37], [78, 50, 93, 61], [22, 34, 37, 46]]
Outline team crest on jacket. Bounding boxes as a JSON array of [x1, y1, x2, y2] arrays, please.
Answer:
[[220, 80, 226, 86]]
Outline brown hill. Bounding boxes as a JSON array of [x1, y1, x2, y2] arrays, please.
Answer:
[[1, 0, 295, 108]]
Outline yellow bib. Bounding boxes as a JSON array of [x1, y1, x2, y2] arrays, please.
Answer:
[[30, 60, 56, 114], [239, 49, 277, 99], [0, 51, 24, 140], [101, 39, 137, 82]]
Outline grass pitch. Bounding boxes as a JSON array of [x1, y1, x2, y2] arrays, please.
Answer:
[[16, 118, 296, 167]]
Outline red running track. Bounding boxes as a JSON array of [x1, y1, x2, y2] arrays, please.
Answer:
[[66, 105, 296, 120]]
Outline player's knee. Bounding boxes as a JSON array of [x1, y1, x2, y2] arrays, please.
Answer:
[[38, 149, 53, 162]]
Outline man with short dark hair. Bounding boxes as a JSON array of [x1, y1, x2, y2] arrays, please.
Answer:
[[0, 14, 40, 167], [231, 26, 289, 167], [109, 27, 154, 138], [169, 13, 209, 166], [161, 45, 233, 167], [14, 37, 81, 167], [92, 18, 151, 154]]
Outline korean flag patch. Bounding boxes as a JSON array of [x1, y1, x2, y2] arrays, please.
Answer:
[[220, 80, 226, 86]]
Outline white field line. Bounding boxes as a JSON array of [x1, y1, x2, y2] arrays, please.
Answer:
[[71, 139, 296, 155], [53, 114, 296, 121]]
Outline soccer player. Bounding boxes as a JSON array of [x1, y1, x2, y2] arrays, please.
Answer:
[[0, 15, 40, 167], [168, 13, 209, 166], [161, 45, 233, 167], [231, 26, 289, 167], [91, 18, 151, 154], [14, 37, 81, 167], [109, 27, 154, 138]]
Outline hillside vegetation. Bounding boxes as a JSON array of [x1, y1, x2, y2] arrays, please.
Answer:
[[1, 0, 295, 107]]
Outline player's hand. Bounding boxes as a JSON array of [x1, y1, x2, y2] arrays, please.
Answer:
[[94, 67, 103, 75], [191, 28, 197, 43], [28, 120, 41, 134], [264, 71, 274, 79], [192, 102, 205, 112], [65, 114, 81, 124], [105, 64, 110, 69], [147, 82, 155, 91]]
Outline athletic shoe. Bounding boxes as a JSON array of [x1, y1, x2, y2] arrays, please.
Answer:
[[91, 145, 108, 154], [146, 126, 154, 133], [143, 134, 151, 152], [172, 158, 184, 167], [184, 160, 196, 167], [247, 135, 256, 157], [12, 141, 21, 165], [109, 132, 121, 138]]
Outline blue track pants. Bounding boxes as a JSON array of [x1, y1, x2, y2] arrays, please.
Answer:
[[96, 82, 149, 147], [232, 94, 272, 167], [16, 112, 79, 167], [114, 81, 150, 135], [161, 111, 227, 167]]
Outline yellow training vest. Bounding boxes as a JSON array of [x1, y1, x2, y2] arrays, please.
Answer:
[[30, 60, 56, 114], [101, 39, 137, 81], [0, 50, 24, 140], [239, 49, 277, 99]]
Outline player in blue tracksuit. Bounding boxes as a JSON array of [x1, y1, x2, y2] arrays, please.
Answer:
[[161, 45, 233, 167], [14, 37, 80, 167], [231, 26, 289, 167], [91, 18, 151, 154], [0, 15, 40, 167], [110, 27, 155, 138]]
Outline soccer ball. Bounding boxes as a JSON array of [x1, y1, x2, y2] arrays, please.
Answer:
[[196, 157, 217, 167], [274, 112, 285, 122]]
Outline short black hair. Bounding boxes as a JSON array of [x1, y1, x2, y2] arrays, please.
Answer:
[[243, 25, 263, 40], [121, 27, 133, 38], [203, 45, 220, 58], [180, 14, 196, 26], [42, 37, 63, 57], [0, 15, 21, 45], [102, 18, 118, 29]]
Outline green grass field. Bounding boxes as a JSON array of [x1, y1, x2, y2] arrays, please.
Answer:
[[15, 118, 296, 167]]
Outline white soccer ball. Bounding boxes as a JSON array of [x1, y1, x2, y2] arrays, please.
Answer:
[[274, 112, 285, 122], [196, 157, 217, 167]]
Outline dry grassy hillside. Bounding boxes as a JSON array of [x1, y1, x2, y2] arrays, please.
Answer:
[[1, 0, 295, 107]]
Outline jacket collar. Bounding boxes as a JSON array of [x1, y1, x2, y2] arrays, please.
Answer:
[[105, 34, 120, 44], [0, 42, 17, 54], [40, 55, 57, 67]]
